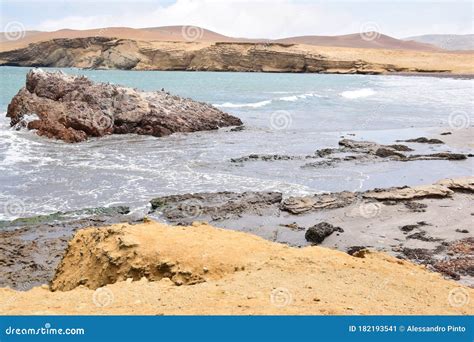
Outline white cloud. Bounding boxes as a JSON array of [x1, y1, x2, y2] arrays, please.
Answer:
[[36, 0, 353, 38], [34, 0, 474, 38]]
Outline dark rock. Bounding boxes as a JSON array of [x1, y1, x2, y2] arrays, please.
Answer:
[[408, 152, 467, 161], [301, 159, 340, 168], [433, 238, 474, 279], [399, 247, 434, 264], [338, 139, 377, 150], [398, 137, 444, 144], [7, 69, 242, 142], [455, 229, 469, 233], [382, 200, 399, 206], [230, 125, 245, 132], [314, 148, 339, 157], [400, 221, 430, 233], [400, 224, 419, 233], [440, 132, 452, 135], [149, 191, 282, 223], [406, 231, 442, 242], [231, 154, 300, 163], [386, 144, 414, 152], [375, 147, 406, 159], [279, 222, 305, 231], [350, 248, 371, 258], [404, 201, 428, 212], [305, 222, 344, 244], [347, 246, 370, 256]]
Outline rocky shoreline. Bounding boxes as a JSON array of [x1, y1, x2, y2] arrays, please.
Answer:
[[1, 123, 472, 291], [1, 176, 472, 291]]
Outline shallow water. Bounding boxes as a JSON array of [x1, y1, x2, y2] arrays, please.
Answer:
[[0, 67, 473, 219]]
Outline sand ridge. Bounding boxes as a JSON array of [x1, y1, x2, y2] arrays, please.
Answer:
[[1, 220, 472, 315]]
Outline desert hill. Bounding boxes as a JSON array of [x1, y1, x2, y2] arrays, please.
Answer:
[[1, 25, 441, 52], [404, 34, 474, 51]]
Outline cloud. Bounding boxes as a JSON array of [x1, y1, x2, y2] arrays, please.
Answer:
[[33, 0, 474, 38], [35, 0, 353, 38]]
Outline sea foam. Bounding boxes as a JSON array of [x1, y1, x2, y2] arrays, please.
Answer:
[[214, 100, 272, 108], [340, 88, 376, 99]]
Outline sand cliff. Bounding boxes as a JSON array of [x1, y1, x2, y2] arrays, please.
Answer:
[[1, 37, 472, 75]]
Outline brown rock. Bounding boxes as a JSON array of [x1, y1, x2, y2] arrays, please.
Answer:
[[375, 147, 406, 159], [281, 191, 356, 214], [399, 137, 444, 144], [436, 177, 474, 193], [7, 69, 242, 142], [364, 184, 454, 200]]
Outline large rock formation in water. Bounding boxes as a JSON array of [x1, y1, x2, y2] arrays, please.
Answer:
[[6, 69, 242, 142]]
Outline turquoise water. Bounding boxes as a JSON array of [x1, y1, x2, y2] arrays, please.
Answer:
[[0, 67, 473, 219]]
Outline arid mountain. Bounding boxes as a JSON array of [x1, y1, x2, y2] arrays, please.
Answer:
[[1, 25, 440, 52], [404, 34, 474, 51], [276, 32, 440, 51]]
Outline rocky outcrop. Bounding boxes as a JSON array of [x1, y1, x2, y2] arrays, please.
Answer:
[[363, 177, 474, 201], [2, 177, 473, 291], [149, 191, 282, 224], [301, 138, 469, 168], [397, 137, 444, 144], [436, 177, 474, 193], [281, 192, 356, 214], [363, 184, 454, 200], [6, 69, 242, 142]]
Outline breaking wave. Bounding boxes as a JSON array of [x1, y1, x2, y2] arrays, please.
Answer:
[[340, 88, 376, 99], [214, 100, 272, 108]]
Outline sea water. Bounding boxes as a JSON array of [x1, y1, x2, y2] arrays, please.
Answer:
[[0, 67, 472, 219]]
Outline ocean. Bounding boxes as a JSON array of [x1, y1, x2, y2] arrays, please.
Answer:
[[0, 66, 472, 220]]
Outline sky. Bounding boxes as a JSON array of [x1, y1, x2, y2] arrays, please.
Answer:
[[0, 0, 473, 39]]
